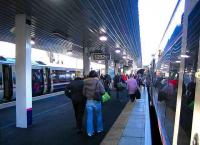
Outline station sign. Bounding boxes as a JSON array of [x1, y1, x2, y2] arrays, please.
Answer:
[[91, 53, 110, 60]]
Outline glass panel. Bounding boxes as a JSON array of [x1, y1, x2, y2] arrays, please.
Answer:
[[164, 38, 181, 143], [155, 36, 181, 144], [178, 2, 200, 145]]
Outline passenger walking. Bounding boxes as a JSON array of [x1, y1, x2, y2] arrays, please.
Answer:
[[65, 77, 86, 133], [127, 75, 139, 102], [104, 74, 112, 95], [113, 74, 121, 99], [121, 73, 128, 83], [83, 70, 105, 137]]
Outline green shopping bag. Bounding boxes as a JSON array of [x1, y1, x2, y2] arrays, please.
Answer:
[[102, 92, 111, 103]]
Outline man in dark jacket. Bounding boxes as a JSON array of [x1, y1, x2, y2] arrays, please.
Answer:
[[65, 77, 86, 133]]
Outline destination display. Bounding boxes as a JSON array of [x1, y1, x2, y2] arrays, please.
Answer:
[[92, 53, 110, 60]]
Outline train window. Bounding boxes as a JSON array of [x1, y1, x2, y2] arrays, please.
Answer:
[[178, 2, 200, 145], [52, 70, 71, 83], [155, 36, 181, 144]]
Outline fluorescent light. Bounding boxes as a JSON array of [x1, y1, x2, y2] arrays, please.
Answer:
[[100, 28, 106, 33], [31, 40, 35, 45], [99, 35, 108, 41], [175, 60, 181, 63], [98, 61, 102, 63], [115, 49, 121, 53], [122, 56, 126, 59], [180, 54, 190, 58]]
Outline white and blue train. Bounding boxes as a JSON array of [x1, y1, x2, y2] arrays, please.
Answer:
[[0, 56, 80, 103]]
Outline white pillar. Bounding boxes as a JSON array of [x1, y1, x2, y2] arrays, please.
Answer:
[[83, 46, 90, 77], [15, 14, 32, 128]]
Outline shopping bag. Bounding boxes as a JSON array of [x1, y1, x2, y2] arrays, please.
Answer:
[[102, 92, 111, 103]]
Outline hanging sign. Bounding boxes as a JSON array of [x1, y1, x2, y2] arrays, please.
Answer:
[[91, 53, 110, 60]]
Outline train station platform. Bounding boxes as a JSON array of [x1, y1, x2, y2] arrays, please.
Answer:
[[101, 87, 151, 145], [0, 87, 151, 145]]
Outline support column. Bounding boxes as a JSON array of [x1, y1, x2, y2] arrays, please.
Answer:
[[83, 45, 90, 77], [114, 61, 120, 75], [105, 59, 109, 74], [15, 14, 32, 128]]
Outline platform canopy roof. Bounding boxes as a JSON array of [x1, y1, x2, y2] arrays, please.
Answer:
[[0, 0, 142, 67]]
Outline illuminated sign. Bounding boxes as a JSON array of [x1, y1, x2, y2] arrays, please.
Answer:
[[92, 53, 110, 60]]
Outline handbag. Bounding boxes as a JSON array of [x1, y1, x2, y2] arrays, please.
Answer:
[[94, 81, 102, 101], [102, 92, 111, 103]]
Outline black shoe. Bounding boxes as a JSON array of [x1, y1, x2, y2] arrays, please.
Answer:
[[95, 129, 104, 135]]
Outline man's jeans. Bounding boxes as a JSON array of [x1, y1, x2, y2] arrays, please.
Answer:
[[86, 100, 103, 136]]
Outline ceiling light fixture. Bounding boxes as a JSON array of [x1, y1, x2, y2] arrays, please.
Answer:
[[31, 40, 35, 45], [180, 54, 190, 58], [115, 49, 121, 53], [175, 60, 181, 63], [99, 35, 108, 41], [100, 27, 106, 33]]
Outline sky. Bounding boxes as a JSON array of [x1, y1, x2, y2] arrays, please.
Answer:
[[138, 0, 184, 66]]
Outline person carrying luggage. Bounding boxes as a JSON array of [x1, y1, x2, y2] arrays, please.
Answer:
[[83, 70, 105, 137]]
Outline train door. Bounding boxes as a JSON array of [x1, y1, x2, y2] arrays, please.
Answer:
[[45, 67, 51, 93], [176, 1, 200, 145], [32, 68, 44, 96], [2, 64, 13, 101]]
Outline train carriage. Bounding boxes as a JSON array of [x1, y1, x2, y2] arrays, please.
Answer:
[[0, 57, 79, 103]]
